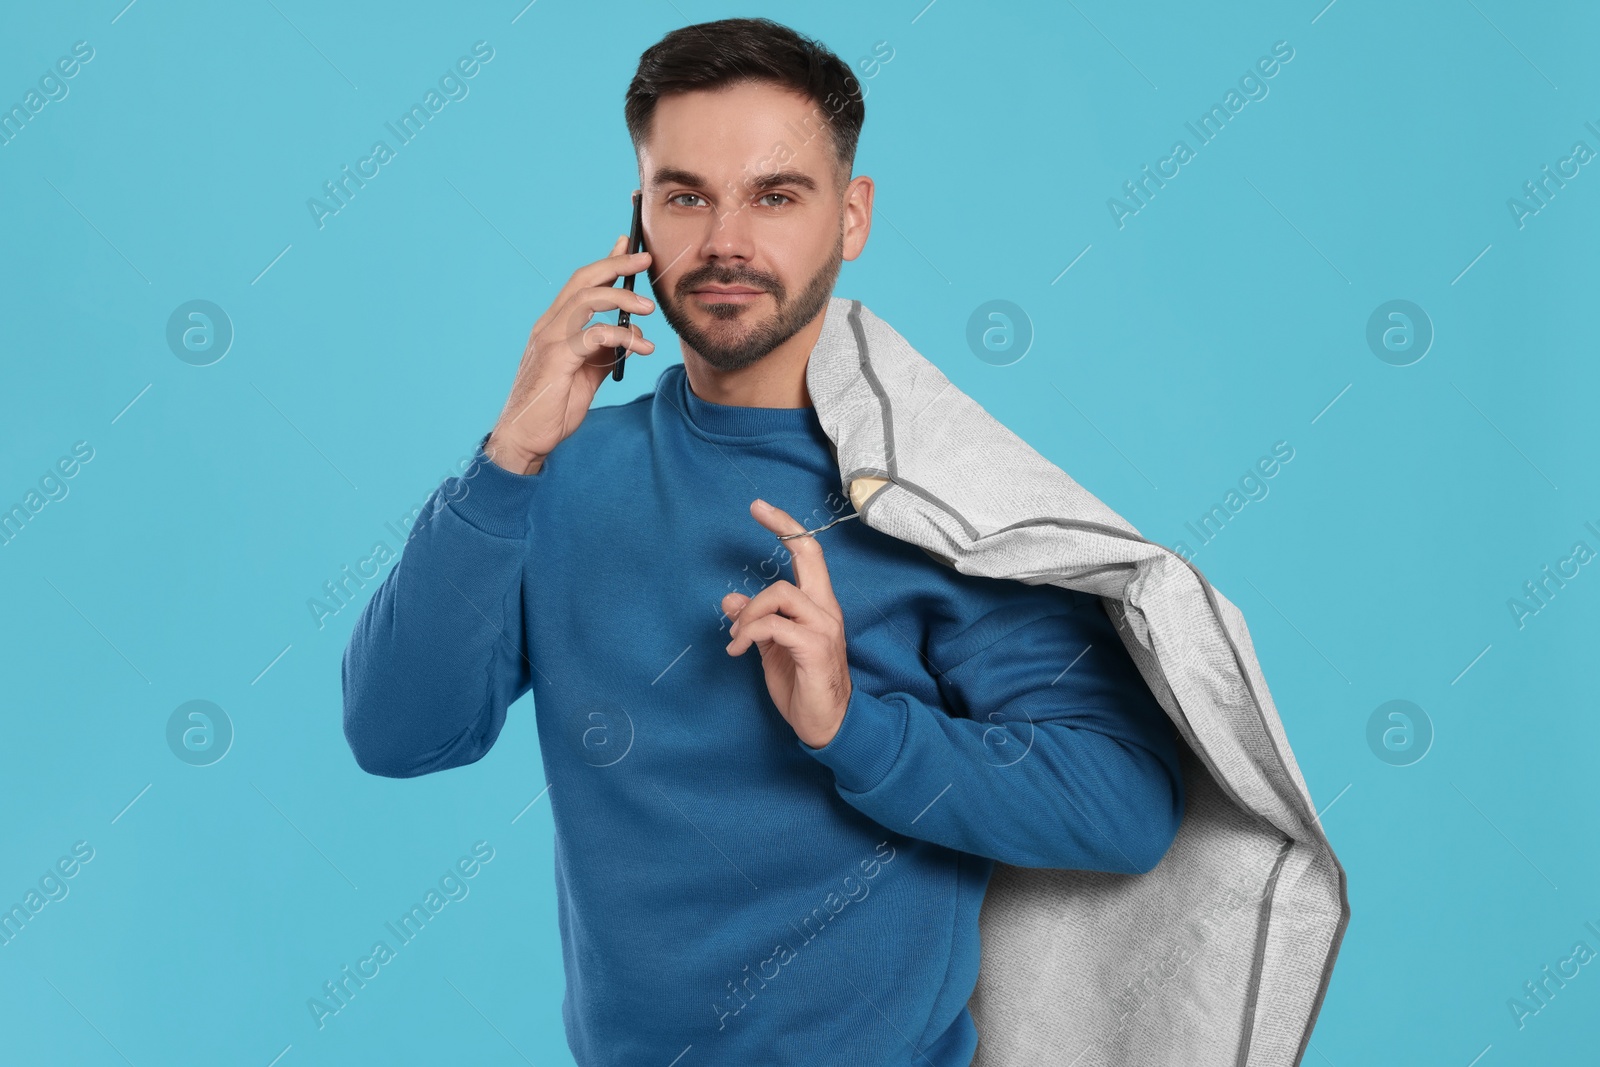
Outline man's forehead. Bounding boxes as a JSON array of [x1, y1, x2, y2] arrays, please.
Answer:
[[642, 84, 837, 190]]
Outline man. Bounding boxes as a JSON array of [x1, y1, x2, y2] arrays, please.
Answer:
[[342, 17, 1184, 1067]]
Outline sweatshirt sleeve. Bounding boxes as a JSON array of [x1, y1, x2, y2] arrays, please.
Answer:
[[797, 592, 1186, 873], [341, 433, 544, 778]]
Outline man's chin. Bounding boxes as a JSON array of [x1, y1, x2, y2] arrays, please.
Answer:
[[683, 317, 782, 369]]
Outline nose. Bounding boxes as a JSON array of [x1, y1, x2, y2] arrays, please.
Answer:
[[699, 197, 756, 265]]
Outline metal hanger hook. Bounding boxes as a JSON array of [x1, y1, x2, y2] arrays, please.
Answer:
[[775, 511, 861, 541]]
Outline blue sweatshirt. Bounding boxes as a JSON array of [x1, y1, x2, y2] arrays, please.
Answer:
[[342, 360, 1185, 1067]]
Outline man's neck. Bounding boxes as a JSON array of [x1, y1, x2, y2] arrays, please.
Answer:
[[680, 306, 829, 410]]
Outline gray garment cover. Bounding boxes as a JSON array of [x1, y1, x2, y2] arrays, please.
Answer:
[[802, 296, 1349, 1067]]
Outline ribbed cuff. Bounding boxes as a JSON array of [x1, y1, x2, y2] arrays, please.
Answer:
[[798, 681, 908, 794], [446, 431, 546, 539]]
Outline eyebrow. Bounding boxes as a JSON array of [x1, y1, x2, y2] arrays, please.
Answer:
[[651, 167, 819, 195]]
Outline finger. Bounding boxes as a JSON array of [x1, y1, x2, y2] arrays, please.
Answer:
[[569, 283, 656, 319], [720, 591, 750, 625], [547, 282, 653, 351], [532, 239, 625, 337], [726, 612, 814, 657], [564, 247, 652, 308], [749, 500, 841, 614], [570, 323, 653, 388], [727, 581, 833, 639], [554, 297, 656, 372], [576, 321, 655, 360], [532, 241, 653, 337]]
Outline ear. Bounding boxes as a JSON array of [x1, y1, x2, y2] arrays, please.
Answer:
[[842, 175, 874, 261]]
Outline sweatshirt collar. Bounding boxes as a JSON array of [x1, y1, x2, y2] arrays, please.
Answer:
[[674, 362, 824, 439]]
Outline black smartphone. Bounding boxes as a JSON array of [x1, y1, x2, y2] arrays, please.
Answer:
[[612, 191, 645, 382]]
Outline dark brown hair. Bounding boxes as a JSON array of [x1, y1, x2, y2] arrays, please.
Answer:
[[624, 17, 865, 190]]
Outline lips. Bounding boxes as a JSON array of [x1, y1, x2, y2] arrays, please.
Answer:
[[691, 286, 766, 306]]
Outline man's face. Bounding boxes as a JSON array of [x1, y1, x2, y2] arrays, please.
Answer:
[[637, 80, 857, 373]]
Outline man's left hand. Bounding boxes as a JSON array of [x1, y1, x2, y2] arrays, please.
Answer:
[[722, 498, 852, 748]]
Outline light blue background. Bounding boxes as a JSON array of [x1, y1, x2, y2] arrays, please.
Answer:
[[2, 1, 1596, 1064]]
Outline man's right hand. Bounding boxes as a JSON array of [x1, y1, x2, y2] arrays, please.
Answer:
[[484, 234, 656, 474]]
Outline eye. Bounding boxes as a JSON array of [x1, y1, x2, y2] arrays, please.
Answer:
[[669, 193, 705, 208], [759, 193, 793, 207]]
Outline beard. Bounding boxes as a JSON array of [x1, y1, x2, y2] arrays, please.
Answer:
[[648, 226, 844, 373]]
